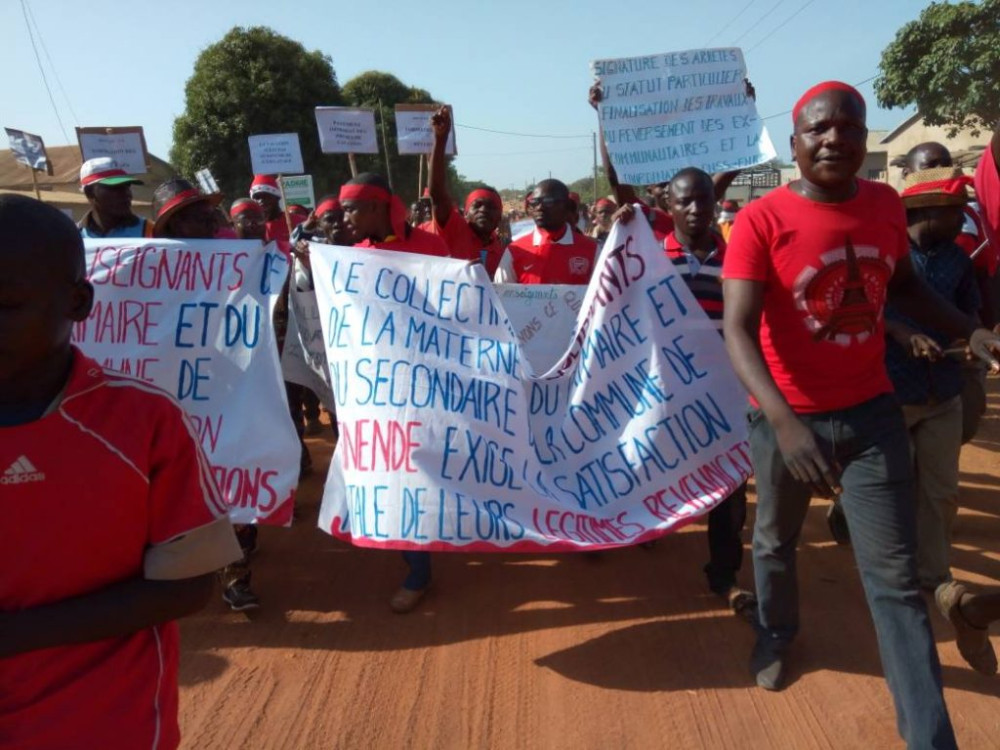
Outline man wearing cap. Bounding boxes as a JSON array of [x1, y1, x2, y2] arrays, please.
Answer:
[[78, 157, 152, 239], [723, 81, 1000, 747], [427, 107, 505, 273], [885, 167, 981, 595], [589, 197, 617, 248], [151, 178, 223, 239], [494, 179, 597, 284], [250, 175, 290, 244]]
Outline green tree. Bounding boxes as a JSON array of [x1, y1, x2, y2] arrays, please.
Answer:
[[567, 168, 613, 207], [342, 70, 455, 204], [170, 26, 351, 202], [875, 0, 1000, 136]]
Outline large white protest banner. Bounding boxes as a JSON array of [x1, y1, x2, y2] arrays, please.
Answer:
[[591, 48, 776, 185], [315, 107, 379, 154], [249, 133, 304, 175], [496, 284, 585, 374], [311, 215, 751, 551], [77, 126, 149, 175], [75, 239, 301, 526], [281, 282, 336, 411], [395, 104, 457, 155]]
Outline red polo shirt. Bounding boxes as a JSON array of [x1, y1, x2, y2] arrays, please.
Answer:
[[0, 350, 241, 750], [355, 226, 450, 257], [495, 223, 597, 284]]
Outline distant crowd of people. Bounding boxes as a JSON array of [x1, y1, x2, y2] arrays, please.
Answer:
[[4, 79, 1000, 750]]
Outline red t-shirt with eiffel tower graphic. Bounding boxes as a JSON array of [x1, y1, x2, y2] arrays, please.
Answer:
[[722, 181, 909, 413]]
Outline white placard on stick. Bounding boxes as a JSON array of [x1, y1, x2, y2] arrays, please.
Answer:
[[77, 126, 150, 175], [395, 104, 456, 156], [590, 47, 776, 185], [280, 174, 316, 210], [249, 133, 304, 175], [315, 107, 379, 154]]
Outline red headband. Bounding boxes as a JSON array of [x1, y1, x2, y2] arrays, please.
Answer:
[[465, 189, 502, 213], [339, 183, 407, 238], [230, 200, 262, 219], [339, 183, 391, 204], [316, 198, 341, 215], [158, 188, 205, 220], [901, 176, 973, 199], [81, 168, 129, 187], [792, 81, 865, 123], [594, 198, 616, 210]]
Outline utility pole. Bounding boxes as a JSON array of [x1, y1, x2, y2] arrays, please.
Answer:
[[592, 132, 599, 203]]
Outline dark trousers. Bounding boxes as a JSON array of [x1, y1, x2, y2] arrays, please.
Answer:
[[402, 551, 431, 590], [749, 394, 955, 749], [704, 482, 749, 594]]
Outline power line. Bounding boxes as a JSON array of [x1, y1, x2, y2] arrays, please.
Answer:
[[456, 122, 591, 139], [462, 145, 592, 157], [24, 0, 80, 125], [705, 0, 759, 46], [746, 0, 819, 54], [759, 74, 877, 120], [19, 0, 69, 142], [732, 0, 787, 44]]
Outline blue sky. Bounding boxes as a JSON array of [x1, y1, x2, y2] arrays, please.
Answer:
[[3, 0, 927, 190]]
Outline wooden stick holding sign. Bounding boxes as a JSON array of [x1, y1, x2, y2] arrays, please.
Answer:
[[348, 153, 359, 178]]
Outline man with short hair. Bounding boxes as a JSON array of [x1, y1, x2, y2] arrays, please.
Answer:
[[77, 157, 152, 239], [0, 194, 241, 749], [338, 172, 449, 614], [493, 179, 597, 284], [723, 81, 1000, 747], [250, 174, 290, 243], [230, 198, 266, 241], [427, 107, 505, 272]]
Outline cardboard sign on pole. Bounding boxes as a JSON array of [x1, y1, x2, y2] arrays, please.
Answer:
[[281, 175, 316, 210], [76, 126, 150, 175], [195, 168, 219, 194], [248, 133, 304, 175], [395, 104, 456, 155], [5, 127, 52, 174], [315, 107, 379, 154]]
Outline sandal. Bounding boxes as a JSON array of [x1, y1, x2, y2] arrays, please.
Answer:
[[935, 581, 997, 676], [728, 588, 759, 626]]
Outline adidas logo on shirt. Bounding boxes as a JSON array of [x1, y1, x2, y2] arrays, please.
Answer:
[[1, 455, 46, 485]]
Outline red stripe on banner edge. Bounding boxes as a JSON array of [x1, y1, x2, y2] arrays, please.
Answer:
[[324, 508, 707, 553]]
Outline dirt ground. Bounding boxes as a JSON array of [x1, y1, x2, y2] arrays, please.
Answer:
[[179, 391, 1000, 750]]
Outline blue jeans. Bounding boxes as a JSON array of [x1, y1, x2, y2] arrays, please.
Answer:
[[749, 394, 955, 749], [401, 551, 431, 590]]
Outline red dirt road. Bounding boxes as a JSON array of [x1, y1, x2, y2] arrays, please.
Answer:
[[179, 394, 1000, 749]]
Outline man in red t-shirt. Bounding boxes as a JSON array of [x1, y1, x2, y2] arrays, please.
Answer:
[[0, 195, 241, 749], [425, 106, 505, 274], [338, 172, 448, 615], [493, 179, 597, 284], [723, 81, 1000, 747]]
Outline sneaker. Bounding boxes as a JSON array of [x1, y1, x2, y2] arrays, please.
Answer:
[[750, 637, 786, 691], [727, 588, 759, 626], [223, 581, 260, 612], [826, 501, 851, 545], [305, 417, 324, 436]]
